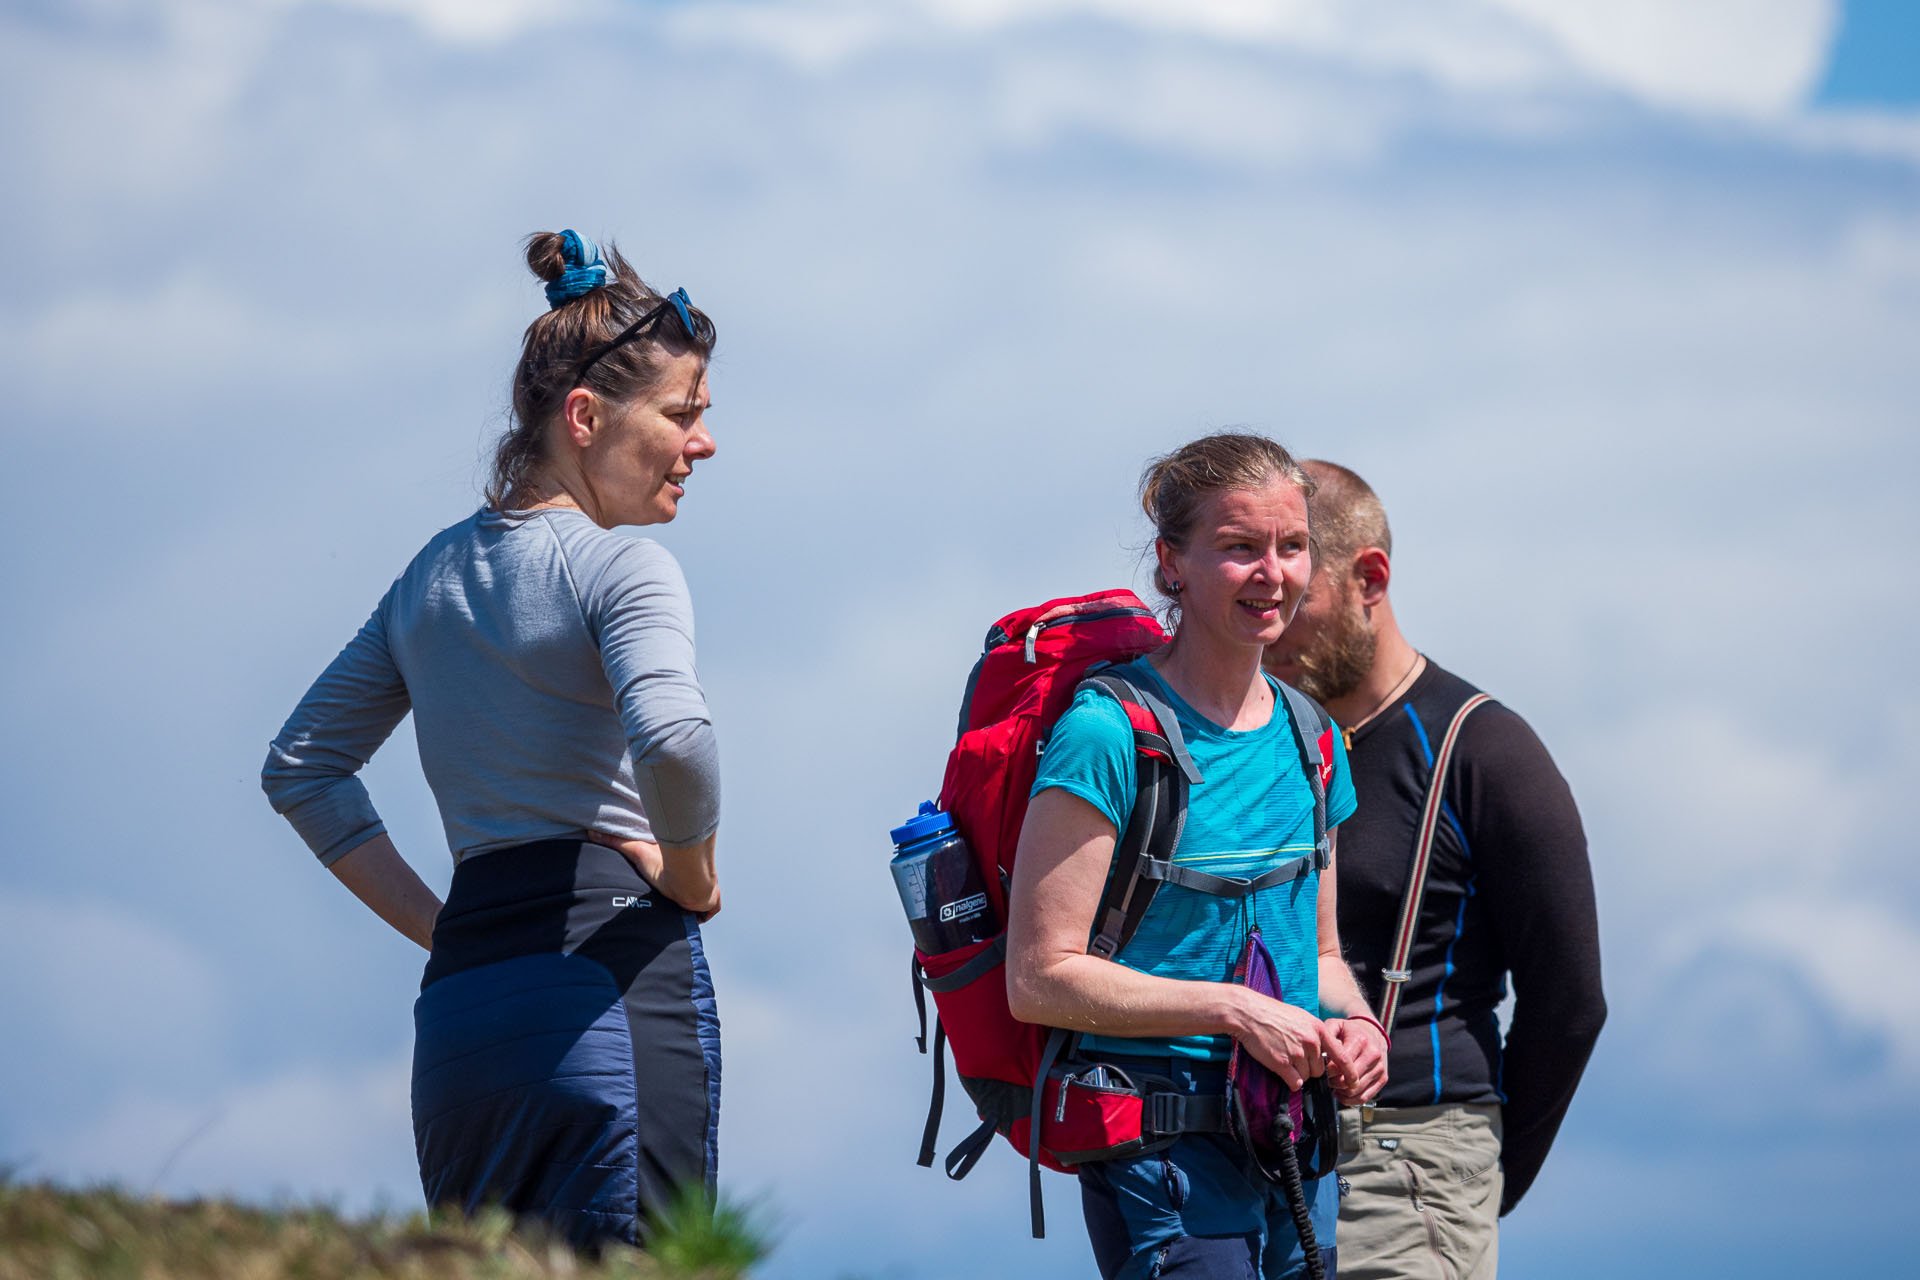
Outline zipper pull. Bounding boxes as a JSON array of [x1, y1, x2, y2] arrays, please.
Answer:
[[1024, 624, 1040, 664], [1056, 1077, 1070, 1122]]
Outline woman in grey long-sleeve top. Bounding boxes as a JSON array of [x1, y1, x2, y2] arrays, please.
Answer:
[[262, 231, 723, 1249]]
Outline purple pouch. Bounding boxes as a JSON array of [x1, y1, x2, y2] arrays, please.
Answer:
[[1224, 928, 1338, 1182]]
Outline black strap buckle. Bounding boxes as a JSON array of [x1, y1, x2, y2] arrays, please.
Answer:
[[1145, 1090, 1226, 1137]]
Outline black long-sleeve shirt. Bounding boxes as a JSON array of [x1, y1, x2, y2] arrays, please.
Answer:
[[1336, 661, 1605, 1212]]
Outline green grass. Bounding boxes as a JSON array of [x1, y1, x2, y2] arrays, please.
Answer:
[[0, 1178, 772, 1280]]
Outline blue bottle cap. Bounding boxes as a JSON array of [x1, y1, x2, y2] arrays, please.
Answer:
[[890, 800, 955, 847]]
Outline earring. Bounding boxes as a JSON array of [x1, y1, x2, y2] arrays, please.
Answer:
[[1167, 580, 1183, 595]]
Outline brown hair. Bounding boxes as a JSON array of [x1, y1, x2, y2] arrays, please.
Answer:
[[487, 233, 718, 510], [1139, 432, 1316, 621]]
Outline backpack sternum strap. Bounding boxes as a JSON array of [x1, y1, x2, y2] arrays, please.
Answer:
[[1138, 853, 1315, 898], [1085, 675, 1334, 964]]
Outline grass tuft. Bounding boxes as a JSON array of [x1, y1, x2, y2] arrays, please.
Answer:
[[0, 1177, 773, 1280], [643, 1184, 773, 1278]]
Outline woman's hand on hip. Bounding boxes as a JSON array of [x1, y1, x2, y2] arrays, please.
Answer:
[[329, 834, 443, 952], [590, 830, 666, 886], [589, 829, 721, 920]]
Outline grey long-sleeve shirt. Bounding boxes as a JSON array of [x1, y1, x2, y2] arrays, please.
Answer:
[[262, 507, 719, 864]]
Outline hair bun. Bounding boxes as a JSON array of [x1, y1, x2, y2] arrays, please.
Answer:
[[533, 229, 611, 308]]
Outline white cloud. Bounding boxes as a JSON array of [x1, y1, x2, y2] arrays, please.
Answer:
[[665, 1, 904, 71], [1710, 897, 1920, 1066], [1485, 0, 1839, 116], [1567, 706, 1848, 900], [276, 0, 593, 44], [924, 0, 1586, 96], [674, 0, 1849, 122], [1553, 695, 1920, 1095], [0, 2, 275, 207]]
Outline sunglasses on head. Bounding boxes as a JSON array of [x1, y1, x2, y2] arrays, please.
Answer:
[[574, 288, 713, 384]]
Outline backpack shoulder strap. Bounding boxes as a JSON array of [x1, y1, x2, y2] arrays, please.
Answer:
[[1081, 675, 1339, 958], [1081, 671, 1202, 785], [1078, 673, 1193, 960], [1276, 682, 1335, 870], [1378, 692, 1494, 1034]]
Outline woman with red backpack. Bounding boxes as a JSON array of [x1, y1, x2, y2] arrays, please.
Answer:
[[1006, 433, 1391, 1279]]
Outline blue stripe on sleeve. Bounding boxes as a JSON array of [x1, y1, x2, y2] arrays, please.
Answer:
[[1403, 703, 1434, 765], [1433, 878, 1474, 1103]]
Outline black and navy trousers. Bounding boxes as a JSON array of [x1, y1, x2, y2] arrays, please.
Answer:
[[410, 839, 721, 1249]]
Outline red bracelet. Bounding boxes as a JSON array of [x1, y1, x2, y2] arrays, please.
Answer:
[[1343, 1011, 1392, 1048]]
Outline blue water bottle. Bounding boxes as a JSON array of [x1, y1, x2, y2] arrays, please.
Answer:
[[889, 801, 996, 954]]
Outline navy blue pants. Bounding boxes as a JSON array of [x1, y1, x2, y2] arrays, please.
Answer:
[[411, 840, 720, 1249], [1079, 1057, 1337, 1280]]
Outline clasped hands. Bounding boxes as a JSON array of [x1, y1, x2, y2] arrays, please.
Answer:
[[1236, 990, 1389, 1105]]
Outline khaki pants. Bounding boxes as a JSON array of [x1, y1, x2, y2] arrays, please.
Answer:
[[1335, 1104, 1502, 1280]]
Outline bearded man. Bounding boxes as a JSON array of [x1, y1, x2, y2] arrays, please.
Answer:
[[1264, 461, 1606, 1280]]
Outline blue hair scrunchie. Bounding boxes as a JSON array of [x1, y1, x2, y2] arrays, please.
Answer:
[[544, 229, 611, 308]]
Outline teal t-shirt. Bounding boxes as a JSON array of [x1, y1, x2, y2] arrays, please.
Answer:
[[1031, 657, 1357, 1060]]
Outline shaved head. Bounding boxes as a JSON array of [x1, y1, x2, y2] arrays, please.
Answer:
[[1297, 460, 1390, 571], [1264, 460, 1393, 703], [1303, 460, 1391, 570]]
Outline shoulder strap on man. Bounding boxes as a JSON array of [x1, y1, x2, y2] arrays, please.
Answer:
[[1276, 683, 1334, 870], [1378, 692, 1495, 1034]]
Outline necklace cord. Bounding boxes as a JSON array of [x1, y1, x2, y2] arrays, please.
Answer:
[[1343, 652, 1423, 748]]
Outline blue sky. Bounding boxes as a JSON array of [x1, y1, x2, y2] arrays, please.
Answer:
[[2, 2, 1917, 1277], [1818, 0, 1920, 105]]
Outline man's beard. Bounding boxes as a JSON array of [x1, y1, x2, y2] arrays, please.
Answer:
[[1291, 586, 1377, 705]]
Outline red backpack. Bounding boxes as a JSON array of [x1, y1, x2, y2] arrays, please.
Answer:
[[909, 590, 1335, 1237]]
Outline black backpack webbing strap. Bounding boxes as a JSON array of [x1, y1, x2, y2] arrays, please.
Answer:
[[1089, 755, 1182, 959], [1145, 1090, 1228, 1136], [944, 1117, 996, 1180], [953, 644, 990, 742], [1080, 673, 1197, 961], [914, 937, 1008, 1167], [912, 955, 929, 1053], [1027, 1025, 1071, 1239], [1276, 683, 1333, 869], [920, 936, 1008, 995], [1379, 693, 1493, 1034], [918, 1018, 946, 1168]]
